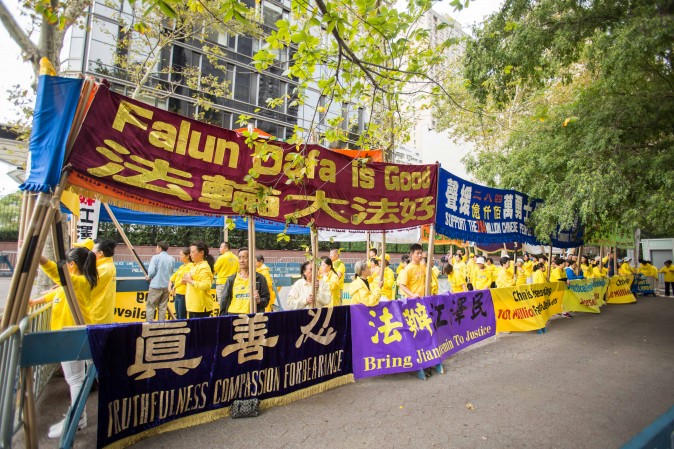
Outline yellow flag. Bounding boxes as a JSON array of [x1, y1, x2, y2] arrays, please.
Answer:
[[60, 190, 80, 217]]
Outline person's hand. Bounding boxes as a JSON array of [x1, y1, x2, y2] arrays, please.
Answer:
[[306, 294, 315, 306], [39, 255, 48, 265], [183, 273, 193, 284], [254, 291, 260, 304], [145, 275, 150, 282]]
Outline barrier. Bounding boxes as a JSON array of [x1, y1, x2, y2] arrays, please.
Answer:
[[0, 252, 16, 277], [620, 405, 674, 449], [0, 320, 26, 449]]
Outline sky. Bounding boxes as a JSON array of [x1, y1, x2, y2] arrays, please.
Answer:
[[0, 0, 503, 194]]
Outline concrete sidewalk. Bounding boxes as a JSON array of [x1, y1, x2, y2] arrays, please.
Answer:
[[16, 294, 674, 449]]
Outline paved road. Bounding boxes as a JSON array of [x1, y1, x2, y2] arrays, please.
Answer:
[[15, 293, 674, 449]]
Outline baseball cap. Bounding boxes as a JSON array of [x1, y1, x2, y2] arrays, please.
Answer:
[[476, 257, 485, 264], [516, 258, 524, 263], [73, 238, 94, 251]]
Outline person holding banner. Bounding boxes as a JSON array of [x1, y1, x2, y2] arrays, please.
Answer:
[[287, 261, 331, 309], [522, 254, 534, 284], [619, 257, 634, 276], [169, 247, 192, 320], [660, 260, 674, 296], [565, 259, 585, 281], [330, 249, 347, 295], [183, 242, 215, 318], [219, 248, 270, 314], [30, 248, 99, 438], [532, 263, 548, 284], [90, 239, 117, 324], [444, 262, 467, 293], [349, 259, 382, 306], [496, 257, 516, 288], [515, 259, 527, 285], [320, 257, 342, 306]]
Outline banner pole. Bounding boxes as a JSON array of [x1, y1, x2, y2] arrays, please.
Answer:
[[613, 245, 618, 276], [311, 225, 319, 309], [366, 232, 371, 262], [547, 245, 553, 281], [381, 230, 386, 291], [425, 224, 436, 296], [248, 218, 256, 314], [102, 203, 148, 277], [223, 215, 229, 243], [575, 245, 583, 276]]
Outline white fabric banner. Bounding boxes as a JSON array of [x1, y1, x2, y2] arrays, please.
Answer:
[[317, 228, 421, 243]]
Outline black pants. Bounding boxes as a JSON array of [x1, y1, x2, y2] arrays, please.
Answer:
[[188, 311, 212, 319], [666, 282, 673, 296]]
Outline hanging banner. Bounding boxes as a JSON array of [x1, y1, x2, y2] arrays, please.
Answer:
[[435, 168, 540, 245], [66, 86, 438, 231], [420, 224, 470, 246], [606, 275, 637, 304], [350, 292, 496, 379], [632, 274, 655, 296], [75, 196, 101, 240], [87, 307, 353, 448], [490, 282, 565, 332], [585, 226, 635, 249], [562, 278, 608, 313]]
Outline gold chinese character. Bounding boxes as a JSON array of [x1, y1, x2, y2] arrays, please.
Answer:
[[368, 307, 403, 344], [222, 314, 279, 364], [471, 203, 481, 219], [295, 307, 336, 348], [285, 190, 349, 223], [483, 205, 492, 220], [199, 174, 280, 216], [88, 139, 194, 201], [415, 196, 434, 221], [127, 322, 202, 380], [402, 303, 433, 337], [351, 197, 401, 225], [493, 205, 502, 219]]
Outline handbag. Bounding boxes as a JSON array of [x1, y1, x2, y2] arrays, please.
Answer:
[[230, 398, 260, 418]]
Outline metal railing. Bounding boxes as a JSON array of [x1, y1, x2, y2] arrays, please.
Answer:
[[24, 303, 57, 399], [0, 321, 25, 449]]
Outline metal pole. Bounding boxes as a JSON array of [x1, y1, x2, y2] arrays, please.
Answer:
[[425, 225, 436, 296]]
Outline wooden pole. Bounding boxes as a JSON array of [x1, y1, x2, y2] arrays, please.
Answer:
[[613, 245, 618, 276], [248, 218, 256, 314], [599, 246, 604, 276], [310, 225, 319, 309], [575, 245, 583, 276], [102, 203, 148, 277], [546, 245, 553, 280], [223, 215, 229, 243], [425, 225, 436, 296]]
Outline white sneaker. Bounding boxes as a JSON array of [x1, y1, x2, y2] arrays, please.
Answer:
[[48, 414, 87, 439]]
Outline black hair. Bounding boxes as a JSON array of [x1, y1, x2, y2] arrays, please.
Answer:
[[500, 257, 510, 266], [93, 239, 116, 257], [370, 257, 380, 267], [256, 255, 265, 263], [222, 242, 231, 250], [156, 241, 169, 251], [191, 241, 214, 272], [300, 261, 312, 280], [665, 260, 672, 264], [369, 247, 378, 255], [322, 257, 338, 276], [443, 263, 453, 275], [409, 243, 423, 253], [180, 247, 192, 262], [67, 247, 98, 289], [401, 255, 410, 263]]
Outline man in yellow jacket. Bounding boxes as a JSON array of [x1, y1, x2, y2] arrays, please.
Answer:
[[659, 260, 674, 296], [214, 242, 239, 306]]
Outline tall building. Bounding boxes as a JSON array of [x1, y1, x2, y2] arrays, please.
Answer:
[[58, 0, 362, 144]]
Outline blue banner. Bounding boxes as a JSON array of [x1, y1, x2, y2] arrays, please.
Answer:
[[20, 75, 83, 192], [435, 168, 540, 244], [87, 308, 352, 448]]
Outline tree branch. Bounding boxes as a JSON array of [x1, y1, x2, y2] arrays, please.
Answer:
[[0, 0, 40, 67]]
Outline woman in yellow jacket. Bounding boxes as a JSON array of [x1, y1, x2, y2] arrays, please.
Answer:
[[532, 263, 548, 284], [349, 259, 381, 307], [522, 254, 534, 283], [377, 259, 396, 300], [90, 239, 117, 324], [169, 247, 192, 319], [320, 257, 342, 306], [659, 260, 674, 296], [183, 242, 215, 318], [444, 262, 467, 293], [29, 247, 98, 438], [256, 255, 277, 311]]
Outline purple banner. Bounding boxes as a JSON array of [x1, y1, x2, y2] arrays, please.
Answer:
[[350, 292, 496, 379]]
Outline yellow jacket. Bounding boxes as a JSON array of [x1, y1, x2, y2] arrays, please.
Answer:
[[448, 269, 466, 293], [186, 261, 214, 313], [90, 257, 116, 324], [214, 251, 239, 285], [660, 265, 674, 282], [41, 261, 94, 329], [532, 270, 548, 284], [472, 268, 491, 290], [333, 259, 346, 290], [170, 262, 193, 295], [619, 263, 634, 276], [256, 264, 277, 311], [515, 268, 527, 286], [646, 265, 659, 277], [522, 261, 534, 278], [348, 276, 380, 307], [495, 266, 515, 288], [549, 267, 564, 282], [322, 270, 342, 307], [378, 267, 396, 300]]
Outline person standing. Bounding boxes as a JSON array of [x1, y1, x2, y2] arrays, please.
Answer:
[[255, 255, 277, 311], [320, 257, 342, 306], [169, 248, 192, 320], [183, 242, 215, 318], [219, 248, 270, 315], [145, 241, 175, 322], [330, 248, 346, 294], [377, 259, 396, 300], [287, 261, 331, 309], [397, 244, 437, 298], [90, 239, 117, 324], [495, 257, 516, 288], [214, 242, 239, 306], [659, 260, 674, 296]]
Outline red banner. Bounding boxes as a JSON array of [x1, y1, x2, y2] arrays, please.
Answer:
[[66, 86, 438, 231]]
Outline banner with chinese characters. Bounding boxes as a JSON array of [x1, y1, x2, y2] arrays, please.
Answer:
[[87, 307, 352, 448], [562, 278, 608, 313], [75, 196, 101, 240], [435, 168, 539, 245], [606, 275, 637, 304], [489, 282, 565, 332], [66, 86, 438, 231], [349, 292, 496, 379]]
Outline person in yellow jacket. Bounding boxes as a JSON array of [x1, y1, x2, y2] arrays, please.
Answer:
[[183, 242, 215, 318], [619, 257, 635, 276], [397, 244, 438, 297], [255, 255, 277, 311], [549, 258, 565, 282], [349, 259, 381, 306], [396, 255, 409, 277], [495, 257, 516, 288], [90, 239, 117, 324], [485, 258, 497, 287], [659, 260, 674, 296], [320, 257, 342, 306], [329, 248, 347, 293], [471, 257, 491, 290], [169, 247, 193, 319], [522, 254, 534, 283], [514, 258, 527, 285], [532, 263, 548, 284], [30, 248, 98, 438], [214, 242, 239, 305], [377, 259, 396, 300], [444, 262, 467, 293], [452, 253, 467, 282], [579, 256, 590, 278]]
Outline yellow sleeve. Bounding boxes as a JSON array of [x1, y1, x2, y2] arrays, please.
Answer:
[[192, 264, 214, 291], [383, 268, 395, 292], [40, 260, 62, 286], [431, 270, 438, 295]]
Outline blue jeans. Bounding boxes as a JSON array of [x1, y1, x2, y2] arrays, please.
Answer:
[[174, 294, 187, 320]]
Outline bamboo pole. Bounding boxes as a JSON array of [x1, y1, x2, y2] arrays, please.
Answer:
[[17, 192, 28, 251], [223, 215, 229, 242], [546, 245, 553, 281], [425, 225, 436, 296], [575, 245, 583, 276], [366, 231, 371, 262], [248, 218, 256, 314], [613, 245, 618, 276], [22, 367, 38, 449], [381, 230, 386, 293], [310, 225, 319, 309], [102, 203, 148, 277]]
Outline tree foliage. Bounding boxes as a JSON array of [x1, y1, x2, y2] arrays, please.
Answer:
[[435, 0, 674, 240]]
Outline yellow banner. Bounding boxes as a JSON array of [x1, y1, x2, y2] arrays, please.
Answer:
[[114, 290, 219, 322], [490, 282, 565, 332], [606, 275, 636, 304], [563, 278, 608, 313]]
